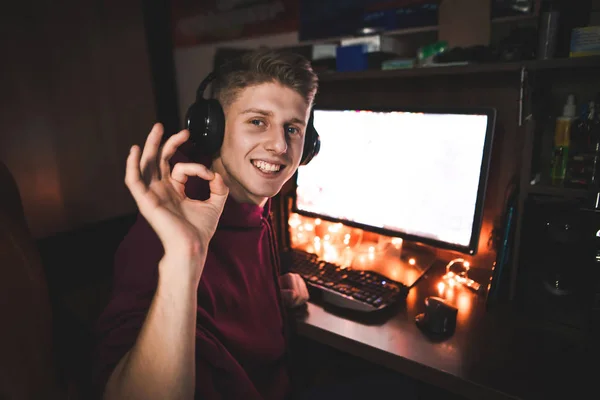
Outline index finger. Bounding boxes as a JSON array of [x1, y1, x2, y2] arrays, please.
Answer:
[[171, 162, 215, 186], [139, 123, 164, 180], [124, 145, 148, 203], [159, 129, 190, 178]]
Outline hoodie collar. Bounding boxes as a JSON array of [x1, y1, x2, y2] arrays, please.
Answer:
[[219, 195, 270, 229]]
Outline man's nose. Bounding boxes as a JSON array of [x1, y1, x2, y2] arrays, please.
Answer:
[[264, 126, 288, 155]]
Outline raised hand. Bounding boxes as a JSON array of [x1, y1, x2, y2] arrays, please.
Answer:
[[125, 123, 229, 285]]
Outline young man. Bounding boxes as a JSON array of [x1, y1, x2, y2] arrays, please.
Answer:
[[93, 49, 315, 399]]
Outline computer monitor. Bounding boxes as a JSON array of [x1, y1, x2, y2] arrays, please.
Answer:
[[293, 106, 496, 255]]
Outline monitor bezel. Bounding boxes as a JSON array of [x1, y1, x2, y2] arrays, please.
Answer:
[[291, 105, 497, 255]]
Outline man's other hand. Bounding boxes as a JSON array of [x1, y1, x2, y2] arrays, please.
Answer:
[[279, 273, 309, 308]]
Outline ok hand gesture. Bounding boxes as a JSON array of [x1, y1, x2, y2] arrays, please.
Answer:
[[125, 123, 228, 285]]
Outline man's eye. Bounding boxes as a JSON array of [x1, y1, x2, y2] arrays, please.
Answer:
[[250, 119, 264, 126], [286, 126, 300, 135]]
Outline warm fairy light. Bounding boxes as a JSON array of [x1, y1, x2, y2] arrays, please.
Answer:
[[408, 258, 416, 265], [444, 258, 481, 292], [343, 233, 351, 245], [323, 242, 338, 262], [328, 223, 344, 233], [313, 236, 321, 253], [287, 215, 374, 270], [340, 246, 353, 268], [391, 237, 403, 249], [445, 272, 456, 287], [442, 268, 480, 292], [445, 285, 455, 301], [288, 213, 302, 228], [437, 281, 445, 295]]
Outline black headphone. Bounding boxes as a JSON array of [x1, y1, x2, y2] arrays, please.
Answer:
[[185, 72, 320, 166]]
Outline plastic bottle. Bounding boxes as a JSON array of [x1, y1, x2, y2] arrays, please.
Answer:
[[551, 94, 577, 185], [588, 98, 600, 188]]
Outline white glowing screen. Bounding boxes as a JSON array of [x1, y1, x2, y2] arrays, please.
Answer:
[[295, 109, 490, 249]]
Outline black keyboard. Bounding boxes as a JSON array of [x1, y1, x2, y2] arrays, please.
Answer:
[[280, 249, 408, 312]]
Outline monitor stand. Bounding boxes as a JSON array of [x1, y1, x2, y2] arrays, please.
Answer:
[[396, 245, 437, 288]]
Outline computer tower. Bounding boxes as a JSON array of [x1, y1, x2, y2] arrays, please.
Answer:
[[515, 195, 598, 332], [582, 205, 600, 334]]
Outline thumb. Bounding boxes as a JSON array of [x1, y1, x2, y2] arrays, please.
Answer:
[[208, 172, 229, 211]]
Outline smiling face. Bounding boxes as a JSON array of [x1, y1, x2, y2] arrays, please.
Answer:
[[211, 81, 310, 206]]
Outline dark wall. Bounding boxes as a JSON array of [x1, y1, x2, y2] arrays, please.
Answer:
[[1, 3, 165, 393], [0, 1, 156, 239], [143, 0, 181, 138]]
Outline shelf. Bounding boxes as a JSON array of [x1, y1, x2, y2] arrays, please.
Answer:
[[526, 184, 591, 198], [317, 56, 600, 82], [527, 55, 600, 71], [299, 14, 536, 45], [375, 14, 535, 40], [318, 62, 522, 81]]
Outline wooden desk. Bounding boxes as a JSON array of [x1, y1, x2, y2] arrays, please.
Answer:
[[295, 261, 596, 400]]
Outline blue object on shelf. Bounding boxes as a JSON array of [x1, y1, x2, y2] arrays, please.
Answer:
[[336, 44, 368, 72]]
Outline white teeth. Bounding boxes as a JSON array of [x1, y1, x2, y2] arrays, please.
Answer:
[[253, 160, 281, 173]]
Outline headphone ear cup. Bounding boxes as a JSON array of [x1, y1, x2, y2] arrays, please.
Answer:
[[185, 98, 225, 156], [300, 125, 320, 166]]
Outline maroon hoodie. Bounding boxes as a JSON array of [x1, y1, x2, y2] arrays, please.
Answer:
[[92, 146, 291, 399]]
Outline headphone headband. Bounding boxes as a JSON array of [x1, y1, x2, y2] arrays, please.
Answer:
[[196, 72, 217, 101]]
